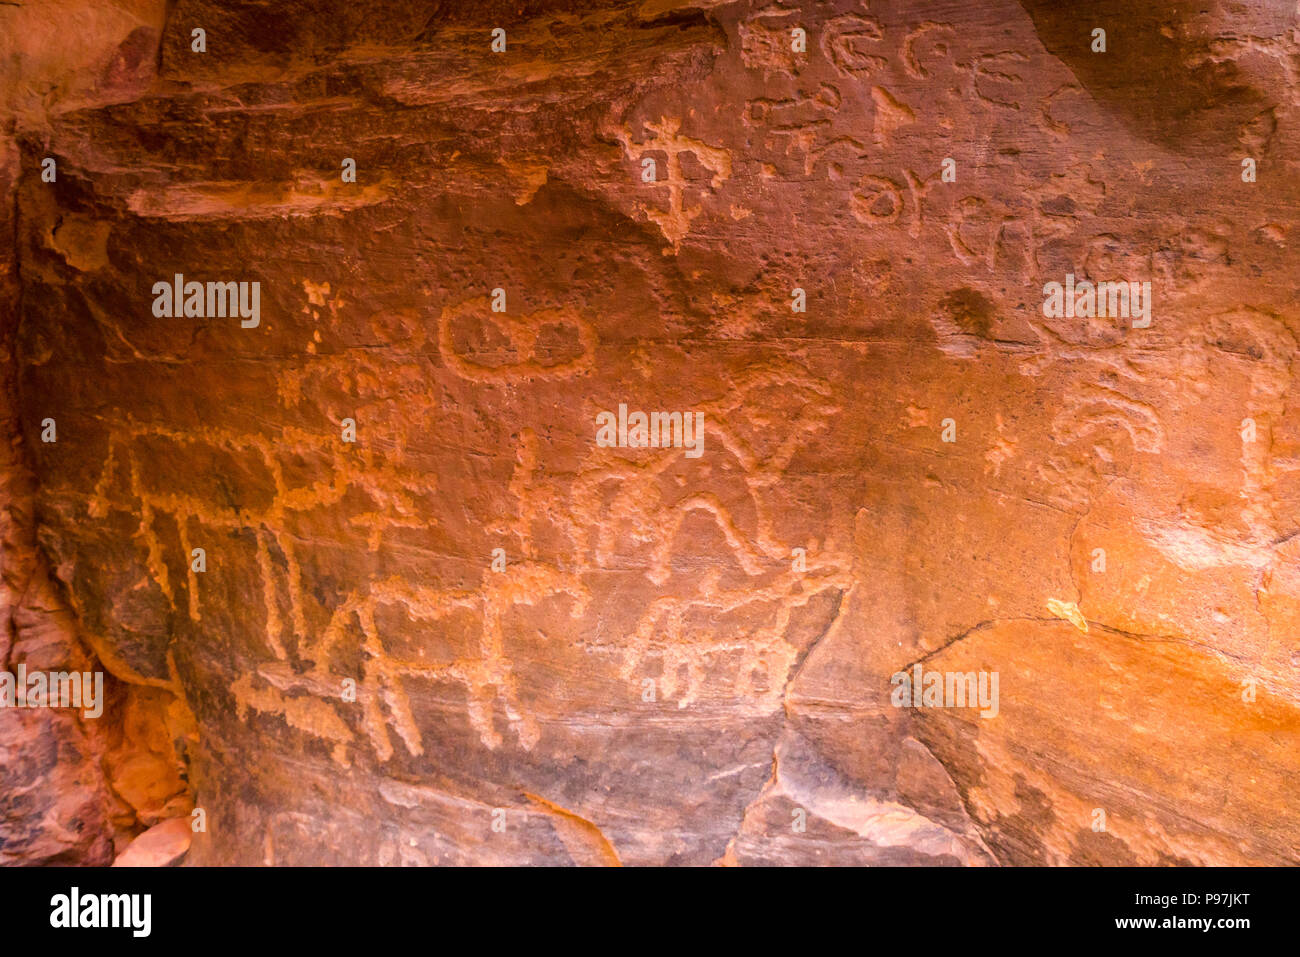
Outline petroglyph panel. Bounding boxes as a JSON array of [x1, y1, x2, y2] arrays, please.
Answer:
[[6, 0, 1300, 869]]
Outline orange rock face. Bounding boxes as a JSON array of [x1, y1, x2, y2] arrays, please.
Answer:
[[1, 0, 1298, 865]]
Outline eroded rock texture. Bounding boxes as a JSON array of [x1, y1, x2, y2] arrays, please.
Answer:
[[2, 0, 1299, 865]]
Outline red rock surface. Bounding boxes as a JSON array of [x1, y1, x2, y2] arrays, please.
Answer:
[[1, 0, 1298, 865], [112, 815, 192, 867]]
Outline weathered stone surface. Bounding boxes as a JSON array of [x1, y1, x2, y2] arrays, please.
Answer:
[[112, 815, 192, 867], [1, 0, 1298, 865]]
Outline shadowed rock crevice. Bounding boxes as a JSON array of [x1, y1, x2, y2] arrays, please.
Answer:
[[1016, 0, 1294, 150]]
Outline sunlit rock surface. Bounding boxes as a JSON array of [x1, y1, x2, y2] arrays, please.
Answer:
[[2, 0, 1298, 865]]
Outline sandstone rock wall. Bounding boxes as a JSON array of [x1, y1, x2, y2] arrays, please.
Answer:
[[2, 0, 1298, 865]]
